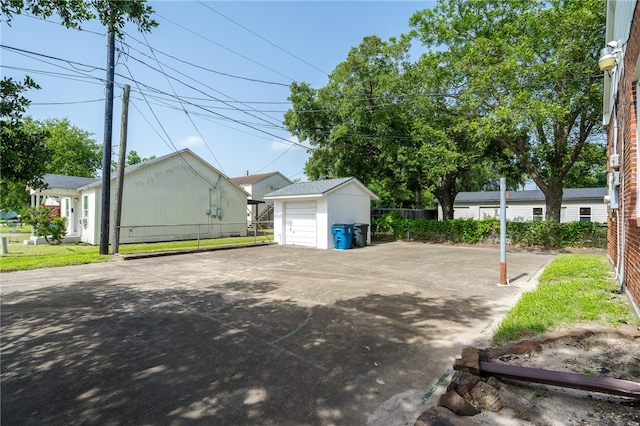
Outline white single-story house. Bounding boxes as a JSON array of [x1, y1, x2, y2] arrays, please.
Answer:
[[264, 177, 379, 249], [230, 171, 292, 223], [29, 149, 249, 245], [438, 187, 607, 222]]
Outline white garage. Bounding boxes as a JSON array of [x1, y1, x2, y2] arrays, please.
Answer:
[[264, 177, 379, 249]]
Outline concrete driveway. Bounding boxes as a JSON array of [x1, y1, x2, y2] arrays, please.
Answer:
[[1, 242, 554, 425]]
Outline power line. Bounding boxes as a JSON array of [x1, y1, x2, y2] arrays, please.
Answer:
[[123, 32, 290, 87], [155, 13, 297, 82], [118, 42, 284, 127], [140, 31, 226, 174], [195, 1, 329, 77]]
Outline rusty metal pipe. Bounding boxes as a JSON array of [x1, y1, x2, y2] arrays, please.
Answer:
[[479, 361, 640, 399]]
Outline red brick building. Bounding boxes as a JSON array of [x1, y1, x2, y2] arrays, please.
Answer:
[[601, 1, 640, 316]]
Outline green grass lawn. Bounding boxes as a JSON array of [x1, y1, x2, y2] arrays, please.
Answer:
[[492, 254, 639, 344], [0, 236, 271, 272]]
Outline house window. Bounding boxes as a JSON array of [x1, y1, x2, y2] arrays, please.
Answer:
[[579, 207, 591, 222], [532, 207, 543, 221], [64, 198, 70, 217], [83, 195, 89, 218]]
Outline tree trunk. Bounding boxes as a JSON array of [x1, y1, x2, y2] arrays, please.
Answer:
[[414, 189, 421, 209], [434, 173, 457, 220], [541, 181, 563, 222]]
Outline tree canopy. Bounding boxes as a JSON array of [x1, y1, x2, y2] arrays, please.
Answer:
[[1, 0, 157, 35], [284, 34, 526, 214], [409, 0, 605, 220], [0, 116, 103, 211], [0, 77, 51, 191]]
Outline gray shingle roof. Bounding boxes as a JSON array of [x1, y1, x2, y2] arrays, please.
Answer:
[[453, 187, 606, 203], [231, 172, 285, 186], [264, 177, 355, 198], [43, 174, 99, 190]]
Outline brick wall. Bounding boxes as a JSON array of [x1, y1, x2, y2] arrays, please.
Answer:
[[608, 2, 640, 313]]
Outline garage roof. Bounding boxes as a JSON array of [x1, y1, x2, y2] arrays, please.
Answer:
[[264, 177, 378, 200]]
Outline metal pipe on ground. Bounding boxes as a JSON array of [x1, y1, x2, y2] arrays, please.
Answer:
[[479, 361, 640, 399]]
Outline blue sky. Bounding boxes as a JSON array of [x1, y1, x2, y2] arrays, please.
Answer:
[[2, 1, 434, 181]]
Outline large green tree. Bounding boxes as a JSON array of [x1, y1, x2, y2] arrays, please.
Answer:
[[409, 0, 604, 221], [26, 117, 102, 177], [284, 35, 525, 214], [0, 77, 51, 192], [0, 0, 157, 206], [1, 117, 103, 211]]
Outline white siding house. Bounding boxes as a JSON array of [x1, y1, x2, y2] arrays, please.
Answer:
[[30, 149, 249, 245], [264, 177, 379, 249], [230, 172, 292, 223], [438, 188, 607, 223]]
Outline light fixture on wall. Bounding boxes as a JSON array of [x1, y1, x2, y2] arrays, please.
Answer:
[[598, 41, 622, 72]]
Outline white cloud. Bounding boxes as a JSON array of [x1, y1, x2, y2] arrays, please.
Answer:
[[179, 135, 204, 148], [270, 136, 308, 151]]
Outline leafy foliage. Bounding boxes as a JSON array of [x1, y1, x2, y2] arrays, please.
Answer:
[[1, 0, 157, 36], [285, 35, 525, 212], [22, 206, 68, 244], [409, 0, 605, 220], [372, 214, 606, 248], [1, 117, 102, 211], [111, 150, 156, 172], [0, 76, 51, 193]]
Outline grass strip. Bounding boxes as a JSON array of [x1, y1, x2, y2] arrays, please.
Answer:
[[0, 236, 271, 272], [492, 254, 637, 345]]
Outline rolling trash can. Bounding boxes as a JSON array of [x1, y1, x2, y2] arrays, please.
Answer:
[[352, 223, 369, 247], [332, 224, 354, 250]]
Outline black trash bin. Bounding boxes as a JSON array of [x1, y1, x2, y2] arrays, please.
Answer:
[[352, 223, 369, 247]]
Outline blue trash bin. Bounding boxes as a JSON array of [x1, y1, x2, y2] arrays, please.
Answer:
[[332, 224, 354, 250]]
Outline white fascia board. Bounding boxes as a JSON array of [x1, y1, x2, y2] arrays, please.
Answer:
[[264, 194, 323, 200]]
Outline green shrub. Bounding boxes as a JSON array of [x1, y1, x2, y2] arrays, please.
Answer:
[[22, 206, 68, 244], [372, 214, 606, 248]]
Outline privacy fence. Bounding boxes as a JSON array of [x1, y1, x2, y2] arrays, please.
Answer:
[[371, 214, 607, 249]]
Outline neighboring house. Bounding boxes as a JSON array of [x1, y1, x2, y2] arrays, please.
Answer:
[[230, 172, 292, 223], [264, 177, 378, 249], [29, 149, 249, 245], [437, 188, 607, 223], [601, 0, 640, 315]]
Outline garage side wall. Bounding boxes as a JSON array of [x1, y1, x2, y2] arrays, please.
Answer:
[[327, 184, 372, 248]]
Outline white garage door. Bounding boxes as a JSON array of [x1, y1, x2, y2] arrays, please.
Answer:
[[284, 201, 317, 247]]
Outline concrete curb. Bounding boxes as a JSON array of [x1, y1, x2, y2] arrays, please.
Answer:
[[113, 240, 276, 260]]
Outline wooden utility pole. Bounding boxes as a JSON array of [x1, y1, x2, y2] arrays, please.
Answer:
[[113, 84, 130, 254], [99, 30, 115, 255]]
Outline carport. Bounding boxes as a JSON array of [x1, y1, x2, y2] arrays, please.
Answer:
[[264, 177, 378, 249]]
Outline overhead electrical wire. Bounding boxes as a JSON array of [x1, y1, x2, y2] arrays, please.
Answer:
[[123, 32, 290, 87], [122, 61, 219, 188], [140, 32, 226, 174], [118, 39, 284, 126], [155, 13, 296, 82], [195, 0, 329, 77]]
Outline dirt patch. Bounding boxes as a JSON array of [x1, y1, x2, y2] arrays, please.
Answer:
[[423, 326, 640, 426]]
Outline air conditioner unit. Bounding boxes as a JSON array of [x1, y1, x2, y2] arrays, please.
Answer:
[[609, 154, 620, 169]]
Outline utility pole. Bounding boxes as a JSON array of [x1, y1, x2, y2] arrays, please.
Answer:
[[99, 30, 115, 255], [113, 84, 130, 254]]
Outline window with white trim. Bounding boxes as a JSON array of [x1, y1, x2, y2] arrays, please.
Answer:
[[83, 195, 89, 218], [64, 198, 70, 217], [532, 207, 543, 221], [579, 207, 592, 222]]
